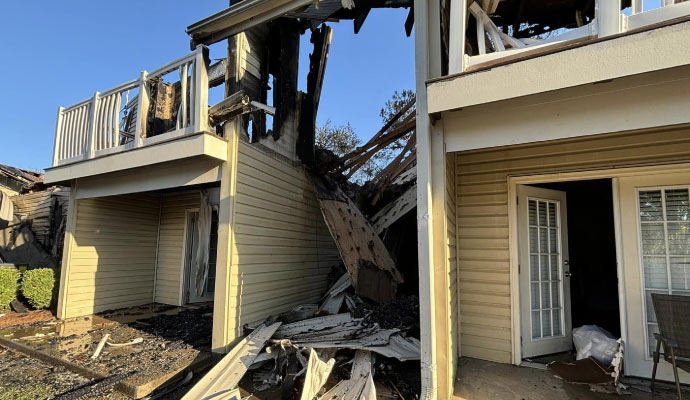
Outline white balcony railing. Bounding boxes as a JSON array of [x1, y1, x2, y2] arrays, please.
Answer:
[[51, 45, 209, 167], [449, 0, 690, 74]]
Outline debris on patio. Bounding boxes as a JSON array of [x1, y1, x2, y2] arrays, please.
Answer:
[[184, 270, 421, 400], [0, 303, 214, 399]]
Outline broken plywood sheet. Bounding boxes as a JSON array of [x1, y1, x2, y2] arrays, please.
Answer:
[[311, 176, 403, 303], [182, 322, 281, 400]]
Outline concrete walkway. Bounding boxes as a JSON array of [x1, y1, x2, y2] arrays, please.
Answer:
[[453, 357, 686, 400]]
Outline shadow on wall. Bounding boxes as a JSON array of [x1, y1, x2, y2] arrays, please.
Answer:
[[64, 194, 160, 319]]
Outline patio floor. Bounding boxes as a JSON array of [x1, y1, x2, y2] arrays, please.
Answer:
[[453, 357, 688, 400]]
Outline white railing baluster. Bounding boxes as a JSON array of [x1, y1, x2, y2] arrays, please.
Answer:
[[96, 94, 105, 151], [633, 0, 643, 14], [114, 93, 122, 147], [133, 71, 149, 147], [192, 45, 208, 133], [87, 92, 100, 159], [597, 0, 621, 36], [102, 93, 113, 149], [179, 63, 188, 129]]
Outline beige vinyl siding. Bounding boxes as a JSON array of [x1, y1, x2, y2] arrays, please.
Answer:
[[446, 153, 459, 376], [154, 190, 200, 305], [454, 126, 690, 363], [63, 193, 161, 318], [228, 142, 340, 337]]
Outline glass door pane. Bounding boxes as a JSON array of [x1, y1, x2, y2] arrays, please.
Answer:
[[528, 198, 564, 339]]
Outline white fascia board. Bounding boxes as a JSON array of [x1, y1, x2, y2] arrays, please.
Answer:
[[44, 133, 227, 184], [443, 65, 690, 153], [428, 21, 690, 114], [187, 0, 313, 47]]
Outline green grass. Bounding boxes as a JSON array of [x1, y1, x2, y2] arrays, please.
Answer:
[[0, 384, 54, 400]]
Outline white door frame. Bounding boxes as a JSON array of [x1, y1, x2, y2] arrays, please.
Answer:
[[508, 162, 690, 367]]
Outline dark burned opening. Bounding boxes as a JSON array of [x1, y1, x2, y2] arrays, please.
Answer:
[[534, 179, 620, 339]]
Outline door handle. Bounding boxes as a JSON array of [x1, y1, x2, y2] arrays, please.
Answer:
[[564, 271, 573, 278]]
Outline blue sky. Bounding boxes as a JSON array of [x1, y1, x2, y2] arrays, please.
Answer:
[[0, 2, 414, 172]]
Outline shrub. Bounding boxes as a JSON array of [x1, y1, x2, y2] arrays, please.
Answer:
[[21, 268, 56, 309], [0, 268, 20, 310]]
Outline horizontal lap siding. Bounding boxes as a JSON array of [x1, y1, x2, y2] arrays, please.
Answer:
[[447, 153, 459, 378], [229, 142, 339, 336], [154, 190, 200, 305], [64, 193, 160, 318], [454, 127, 690, 364]]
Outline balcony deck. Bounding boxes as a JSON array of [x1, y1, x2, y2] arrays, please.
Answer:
[[45, 45, 224, 185]]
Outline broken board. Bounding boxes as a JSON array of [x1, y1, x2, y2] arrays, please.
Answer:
[[311, 176, 403, 303]]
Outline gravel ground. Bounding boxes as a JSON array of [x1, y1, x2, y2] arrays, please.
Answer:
[[0, 346, 91, 399]]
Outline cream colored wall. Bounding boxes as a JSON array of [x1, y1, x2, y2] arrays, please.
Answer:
[[453, 126, 690, 364], [61, 193, 161, 318], [154, 190, 201, 305], [226, 142, 340, 339]]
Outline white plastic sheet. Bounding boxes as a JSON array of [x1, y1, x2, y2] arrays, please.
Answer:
[[573, 325, 619, 366]]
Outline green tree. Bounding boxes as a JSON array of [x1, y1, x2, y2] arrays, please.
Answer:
[[316, 90, 416, 184]]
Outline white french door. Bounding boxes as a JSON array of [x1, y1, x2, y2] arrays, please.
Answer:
[[518, 185, 573, 358], [620, 172, 690, 381]]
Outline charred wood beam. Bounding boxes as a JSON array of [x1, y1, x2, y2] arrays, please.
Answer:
[[208, 59, 227, 88], [405, 6, 415, 37], [339, 97, 415, 165], [270, 19, 301, 141], [208, 90, 249, 127], [298, 25, 332, 166], [354, 7, 372, 34], [340, 115, 416, 178]]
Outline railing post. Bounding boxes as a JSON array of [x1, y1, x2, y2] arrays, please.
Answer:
[[448, 0, 467, 74], [192, 45, 209, 133], [86, 92, 100, 159], [597, 0, 621, 36], [52, 107, 65, 167], [134, 70, 149, 147]]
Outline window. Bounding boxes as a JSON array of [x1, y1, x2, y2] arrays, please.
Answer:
[[638, 187, 690, 356], [528, 198, 564, 339]]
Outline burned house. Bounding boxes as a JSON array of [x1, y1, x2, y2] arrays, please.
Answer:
[[43, 0, 416, 375], [37, 0, 690, 398]]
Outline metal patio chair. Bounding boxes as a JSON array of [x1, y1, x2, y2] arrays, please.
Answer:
[[651, 293, 690, 399]]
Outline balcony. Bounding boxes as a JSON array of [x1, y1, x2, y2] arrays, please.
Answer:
[[427, 0, 690, 114], [448, 0, 690, 74], [45, 45, 229, 185]]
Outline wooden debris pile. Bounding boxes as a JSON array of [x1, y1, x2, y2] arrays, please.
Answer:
[[183, 274, 421, 400]]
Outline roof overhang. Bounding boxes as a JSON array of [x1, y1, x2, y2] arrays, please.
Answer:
[[187, 0, 314, 48]]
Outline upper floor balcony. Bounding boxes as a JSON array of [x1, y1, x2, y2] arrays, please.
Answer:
[[45, 45, 228, 184], [429, 0, 690, 113]]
